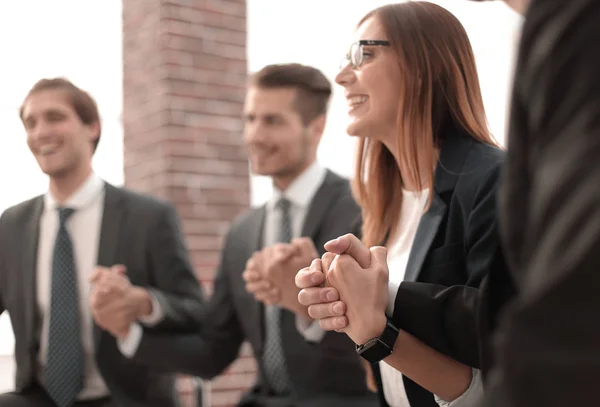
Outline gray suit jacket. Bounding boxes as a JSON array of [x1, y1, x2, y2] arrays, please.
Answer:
[[129, 170, 379, 407], [0, 183, 205, 407]]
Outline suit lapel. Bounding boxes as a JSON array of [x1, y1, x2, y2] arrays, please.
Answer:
[[94, 183, 126, 345], [301, 170, 340, 240], [247, 206, 267, 354], [22, 197, 44, 349], [404, 130, 474, 282], [404, 193, 447, 282], [250, 206, 267, 253]]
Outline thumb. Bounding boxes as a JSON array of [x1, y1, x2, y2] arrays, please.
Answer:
[[293, 237, 317, 256], [324, 234, 370, 269], [90, 266, 109, 283], [90, 269, 101, 283], [369, 246, 388, 268], [111, 264, 127, 275], [273, 244, 296, 262]]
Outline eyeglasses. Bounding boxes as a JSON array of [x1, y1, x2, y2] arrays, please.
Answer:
[[340, 40, 391, 70]]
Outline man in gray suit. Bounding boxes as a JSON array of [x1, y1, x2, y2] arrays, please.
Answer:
[[117, 63, 378, 407], [0, 78, 204, 407]]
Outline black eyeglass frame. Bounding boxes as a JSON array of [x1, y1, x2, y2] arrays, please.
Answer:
[[341, 40, 391, 69]]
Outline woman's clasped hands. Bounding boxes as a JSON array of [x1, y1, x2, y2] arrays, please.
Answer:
[[295, 233, 390, 346]]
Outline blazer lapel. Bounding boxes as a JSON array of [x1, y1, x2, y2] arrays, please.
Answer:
[[404, 129, 474, 282], [22, 197, 44, 349], [301, 170, 340, 241], [404, 193, 447, 282], [94, 183, 126, 345], [250, 206, 267, 253], [247, 206, 267, 354]]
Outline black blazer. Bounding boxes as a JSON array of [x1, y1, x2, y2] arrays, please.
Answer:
[[371, 129, 507, 407], [129, 170, 379, 407], [0, 183, 205, 407]]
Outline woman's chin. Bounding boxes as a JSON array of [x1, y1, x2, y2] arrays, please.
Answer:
[[345, 120, 364, 137]]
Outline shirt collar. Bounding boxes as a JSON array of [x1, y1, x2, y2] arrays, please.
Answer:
[[269, 161, 327, 210], [44, 172, 105, 212]]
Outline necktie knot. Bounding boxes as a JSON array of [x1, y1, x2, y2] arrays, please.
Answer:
[[58, 207, 75, 225], [276, 198, 293, 244]]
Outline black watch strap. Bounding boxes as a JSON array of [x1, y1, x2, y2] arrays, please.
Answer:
[[356, 319, 400, 363], [379, 320, 400, 347]]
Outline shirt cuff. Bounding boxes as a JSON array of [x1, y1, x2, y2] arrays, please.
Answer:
[[118, 322, 143, 358], [137, 289, 164, 326], [434, 368, 483, 407], [296, 316, 326, 343], [387, 280, 400, 317]]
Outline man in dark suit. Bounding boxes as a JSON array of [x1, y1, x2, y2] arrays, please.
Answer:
[[0, 78, 204, 407], [118, 63, 378, 407]]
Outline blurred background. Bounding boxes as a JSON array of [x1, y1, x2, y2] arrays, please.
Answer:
[[0, 0, 522, 405]]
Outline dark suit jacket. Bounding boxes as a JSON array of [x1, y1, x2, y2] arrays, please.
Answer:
[[0, 183, 205, 407], [482, 1, 600, 406], [129, 170, 379, 407], [370, 128, 506, 407]]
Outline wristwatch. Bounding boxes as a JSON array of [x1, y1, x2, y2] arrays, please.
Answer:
[[356, 319, 400, 363]]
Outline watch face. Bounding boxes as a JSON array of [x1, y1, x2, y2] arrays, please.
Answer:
[[361, 337, 380, 348]]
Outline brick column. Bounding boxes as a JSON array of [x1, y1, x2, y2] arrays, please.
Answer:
[[121, 1, 255, 406]]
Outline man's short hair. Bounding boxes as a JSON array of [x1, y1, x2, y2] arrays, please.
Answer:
[[249, 63, 332, 125]]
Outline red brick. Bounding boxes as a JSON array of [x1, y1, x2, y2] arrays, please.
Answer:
[[122, 0, 252, 404]]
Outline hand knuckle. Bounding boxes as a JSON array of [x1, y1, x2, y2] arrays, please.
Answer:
[[337, 254, 352, 268]]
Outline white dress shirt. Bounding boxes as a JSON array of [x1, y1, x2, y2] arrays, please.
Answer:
[[264, 160, 327, 342], [38, 172, 163, 400], [382, 188, 482, 407]]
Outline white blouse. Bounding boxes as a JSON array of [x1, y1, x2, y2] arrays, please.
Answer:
[[381, 188, 483, 407]]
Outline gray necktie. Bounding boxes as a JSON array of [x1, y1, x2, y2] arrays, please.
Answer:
[[44, 207, 84, 407], [262, 198, 292, 394]]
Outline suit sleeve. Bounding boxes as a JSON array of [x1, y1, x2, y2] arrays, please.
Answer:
[[143, 203, 205, 330], [129, 230, 245, 379], [486, 2, 600, 406], [391, 163, 504, 369]]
